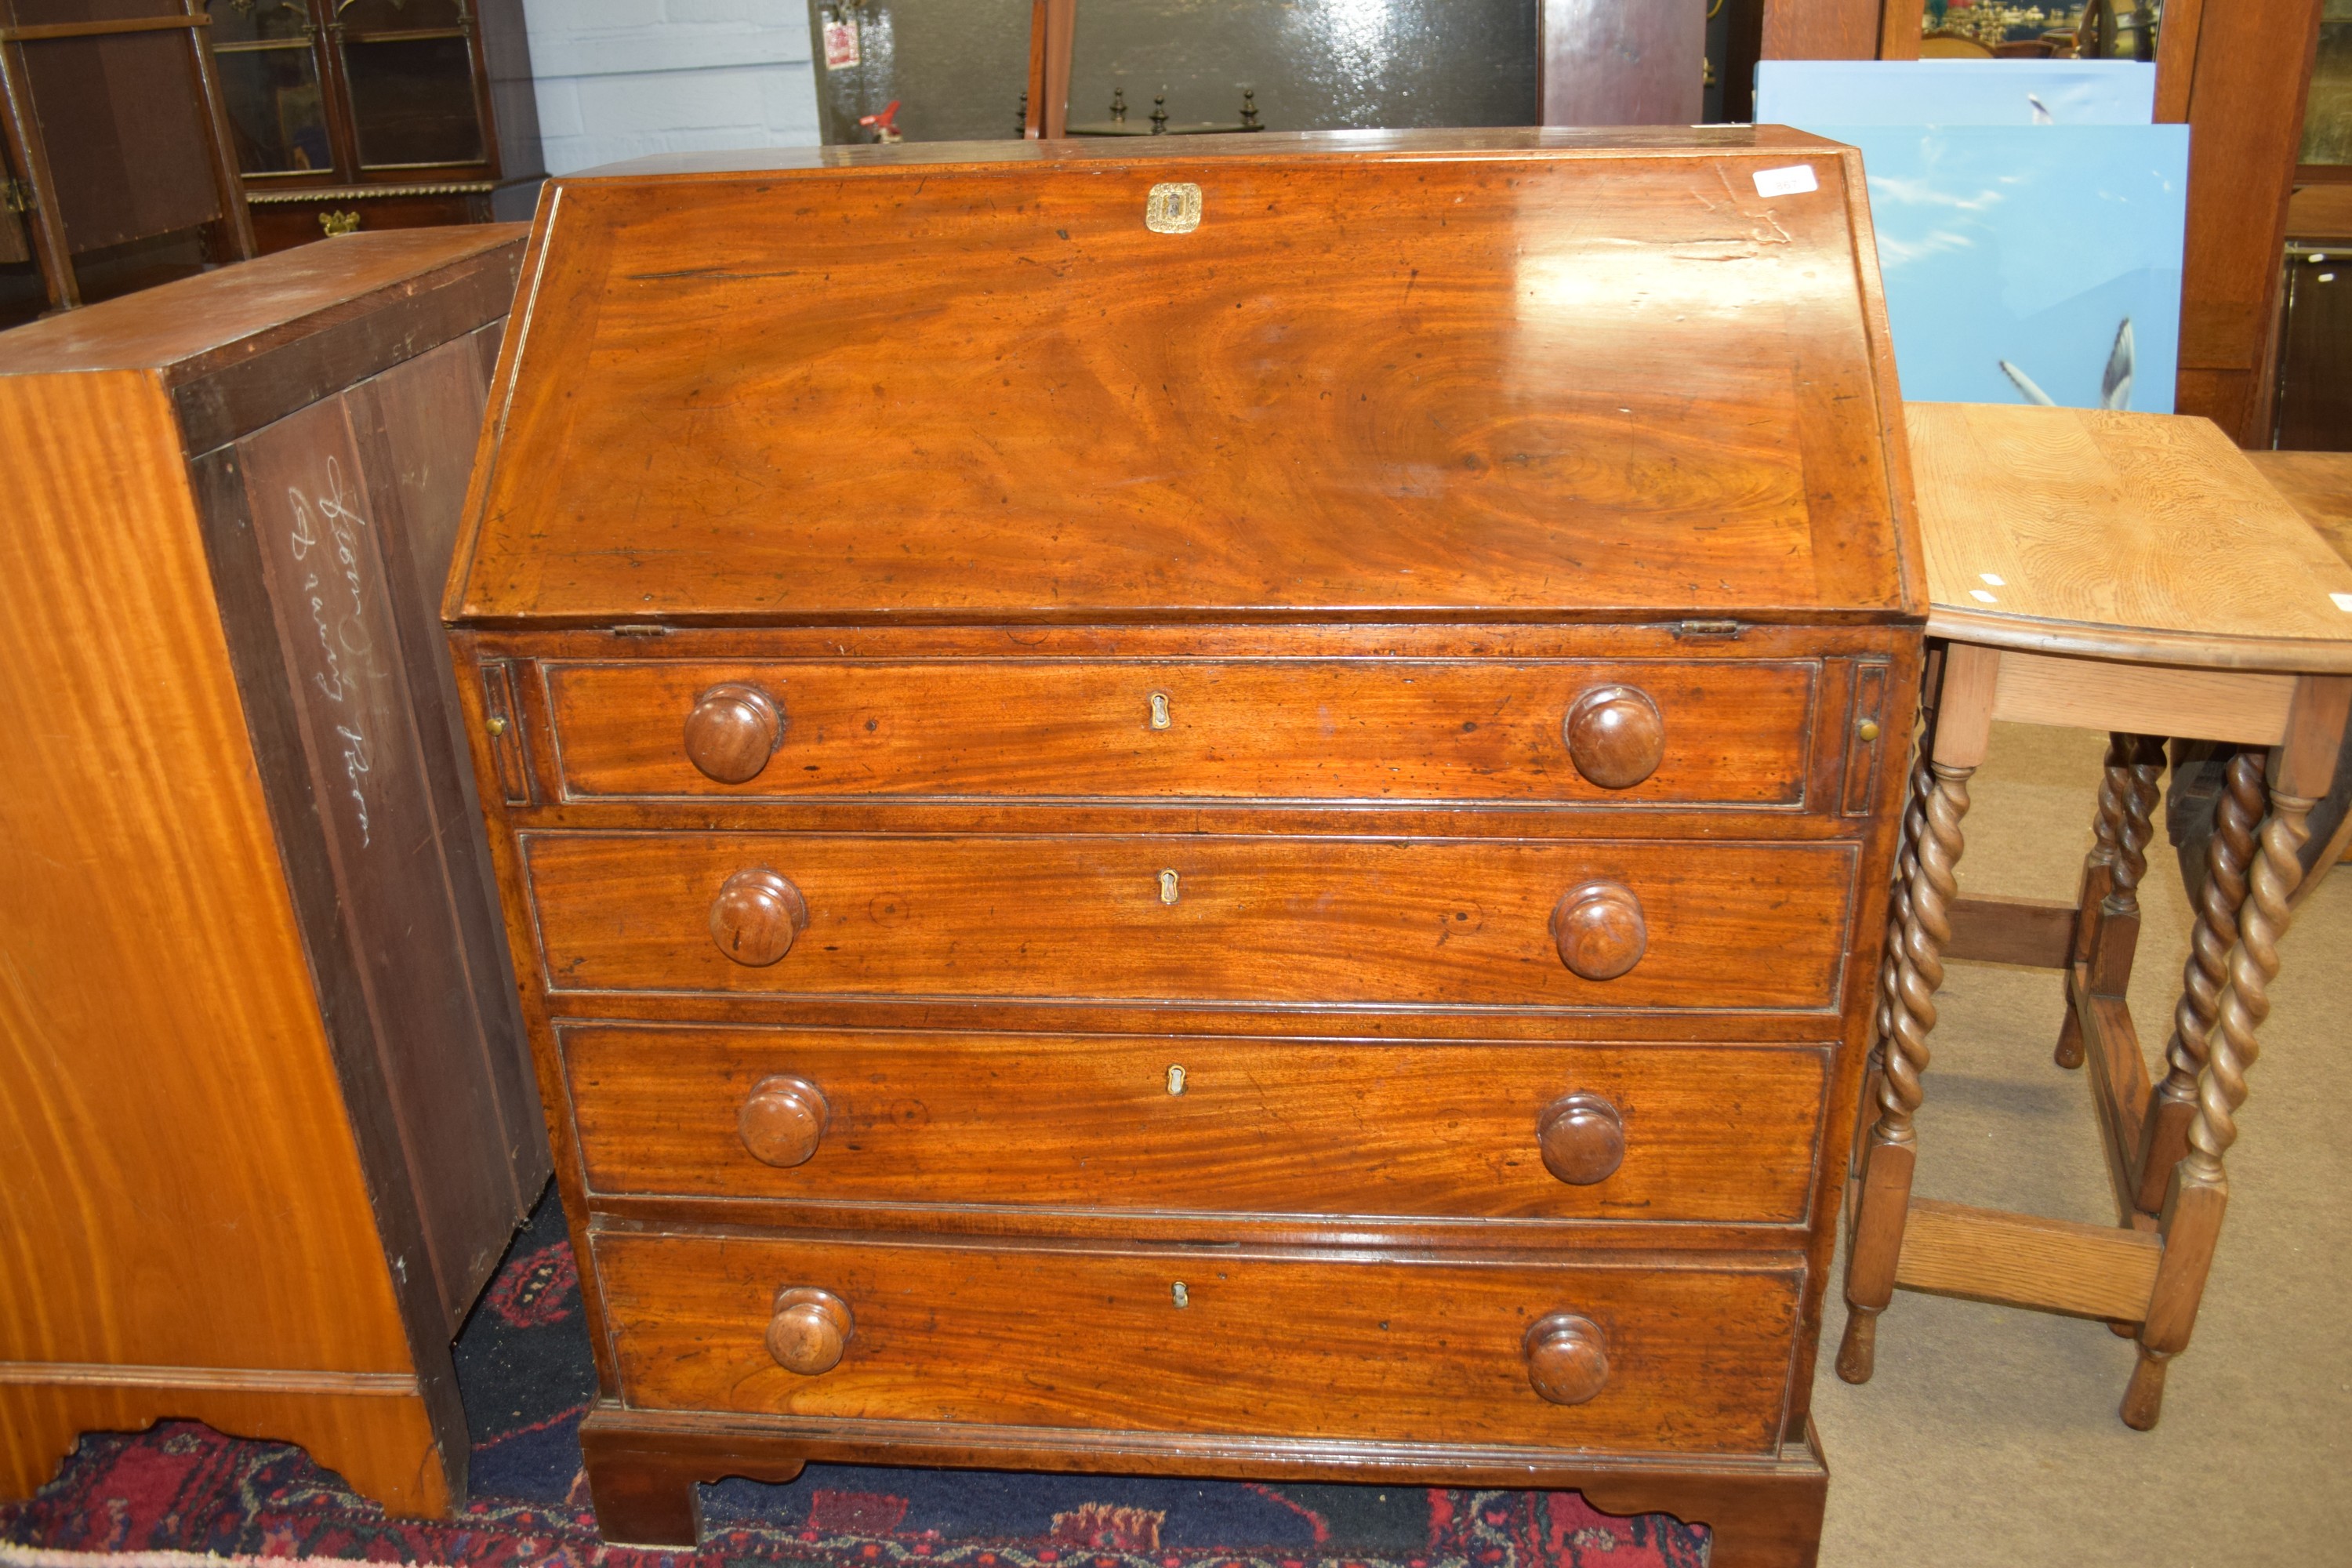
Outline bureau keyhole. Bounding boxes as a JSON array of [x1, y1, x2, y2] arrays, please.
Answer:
[[1167, 1064, 1186, 1095], [1171, 1281, 1189, 1308], [1148, 691, 1171, 730], [1159, 869, 1180, 904]]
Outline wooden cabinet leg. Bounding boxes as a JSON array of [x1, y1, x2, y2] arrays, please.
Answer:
[[2125, 776, 2314, 1430], [1838, 756, 1973, 1384], [583, 1450, 704, 1546], [580, 1407, 809, 1545], [2136, 749, 2263, 1217]]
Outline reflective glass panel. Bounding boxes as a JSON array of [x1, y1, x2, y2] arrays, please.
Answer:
[[336, 0, 466, 34], [343, 33, 483, 165], [208, 0, 314, 49], [2305, 0, 2352, 164], [216, 42, 332, 172]]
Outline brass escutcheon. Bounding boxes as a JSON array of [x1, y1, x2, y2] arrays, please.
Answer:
[[1144, 182, 1202, 234], [1149, 691, 1171, 729], [1159, 869, 1180, 904]]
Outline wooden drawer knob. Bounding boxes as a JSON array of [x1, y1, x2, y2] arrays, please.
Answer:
[[710, 868, 808, 966], [685, 683, 784, 783], [739, 1074, 829, 1167], [1537, 1091, 1625, 1185], [1524, 1312, 1609, 1405], [1563, 685, 1664, 789], [767, 1286, 852, 1375], [1551, 880, 1646, 980]]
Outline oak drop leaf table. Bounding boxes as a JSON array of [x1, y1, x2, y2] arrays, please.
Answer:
[[1838, 402, 2352, 1428]]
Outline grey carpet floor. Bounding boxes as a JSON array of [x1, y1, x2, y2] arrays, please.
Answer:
[[1813, 722, 2352, 1567]]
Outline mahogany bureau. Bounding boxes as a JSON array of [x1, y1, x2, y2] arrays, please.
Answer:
[[445, 127, 1925, 1567]]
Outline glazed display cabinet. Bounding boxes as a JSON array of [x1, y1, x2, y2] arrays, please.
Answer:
[[206, 0, 539, 251]]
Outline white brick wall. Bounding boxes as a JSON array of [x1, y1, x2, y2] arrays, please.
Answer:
[[522, 0, 820, 176]]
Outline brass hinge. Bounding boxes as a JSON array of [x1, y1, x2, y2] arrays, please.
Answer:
[[1, 178, 32, 215]]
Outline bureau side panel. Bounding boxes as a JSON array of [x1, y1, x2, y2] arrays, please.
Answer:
[[0, 372, 420, 1379]]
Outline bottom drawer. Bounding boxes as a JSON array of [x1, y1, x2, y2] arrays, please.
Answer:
[[595, 1231, 1801, 1454]]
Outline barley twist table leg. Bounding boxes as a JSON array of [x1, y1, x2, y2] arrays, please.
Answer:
[[2055, 737, 2129, 1069], [2122, 786, 2313, 1430], [1838, 757, 1972, 1384], [2103, 734, 2165, 920], [2134, 750, 2263, 1218], [1855, 747, 1933, 1203]]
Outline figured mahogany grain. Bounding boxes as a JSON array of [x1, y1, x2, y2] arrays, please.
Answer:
[[449, 132, 1913, 627], [544, 658, 1820, 807], [594, 1230, 1802, 1454], [561, 1025, 1828, 1224], [525, 833, 1855, 1011]]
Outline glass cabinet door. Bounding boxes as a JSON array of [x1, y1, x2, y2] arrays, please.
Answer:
[[335, 0, 485, 168], [209, 0, 335, 174], [2305, 0, 2352, 167]]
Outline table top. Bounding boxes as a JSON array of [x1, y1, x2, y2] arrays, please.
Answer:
[[2247, 450, 2352, 567], [1908, 402, 2352, 673]]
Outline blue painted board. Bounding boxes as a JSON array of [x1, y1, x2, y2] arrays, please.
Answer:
[[1755, 60, 2155, 125]]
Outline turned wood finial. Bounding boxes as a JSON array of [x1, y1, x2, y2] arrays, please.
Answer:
[[767, 1286, 854, 1375], [739, 1074, 829, 1167], [685, 683, 785, 782], [710, 868, 808, 966], [1523, 1312, 1610, 1405]]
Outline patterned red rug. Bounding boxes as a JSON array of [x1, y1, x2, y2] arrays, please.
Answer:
[[0, 1192, 1709, 1568]]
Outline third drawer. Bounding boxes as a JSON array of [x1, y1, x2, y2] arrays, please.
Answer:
[[562, 1024, 1829, 1224]]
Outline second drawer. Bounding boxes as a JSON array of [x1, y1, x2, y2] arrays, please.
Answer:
[[524, 833, 1859, 1011], [563, 1025, 1828, 1224]]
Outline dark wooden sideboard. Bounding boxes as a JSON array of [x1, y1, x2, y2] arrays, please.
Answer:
[[446, 129, 1924, 1567], [0, 225, 546, 1514]]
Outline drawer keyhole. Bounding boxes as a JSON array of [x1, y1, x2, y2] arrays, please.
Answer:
[[1167, 1064, 1186, 1095], [1171, 1281, 1189, 1308], [1159, 869, 1180, 904], [1148, 691, 1172, 730]]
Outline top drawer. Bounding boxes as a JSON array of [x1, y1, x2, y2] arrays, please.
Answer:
[[542, 659, 1819, 807]]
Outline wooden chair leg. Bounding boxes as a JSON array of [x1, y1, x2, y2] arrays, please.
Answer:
[[2124, 778, 2315, 1429], [1838, 755, 1973, 1384], [2135, 749, 2263, 1217]]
